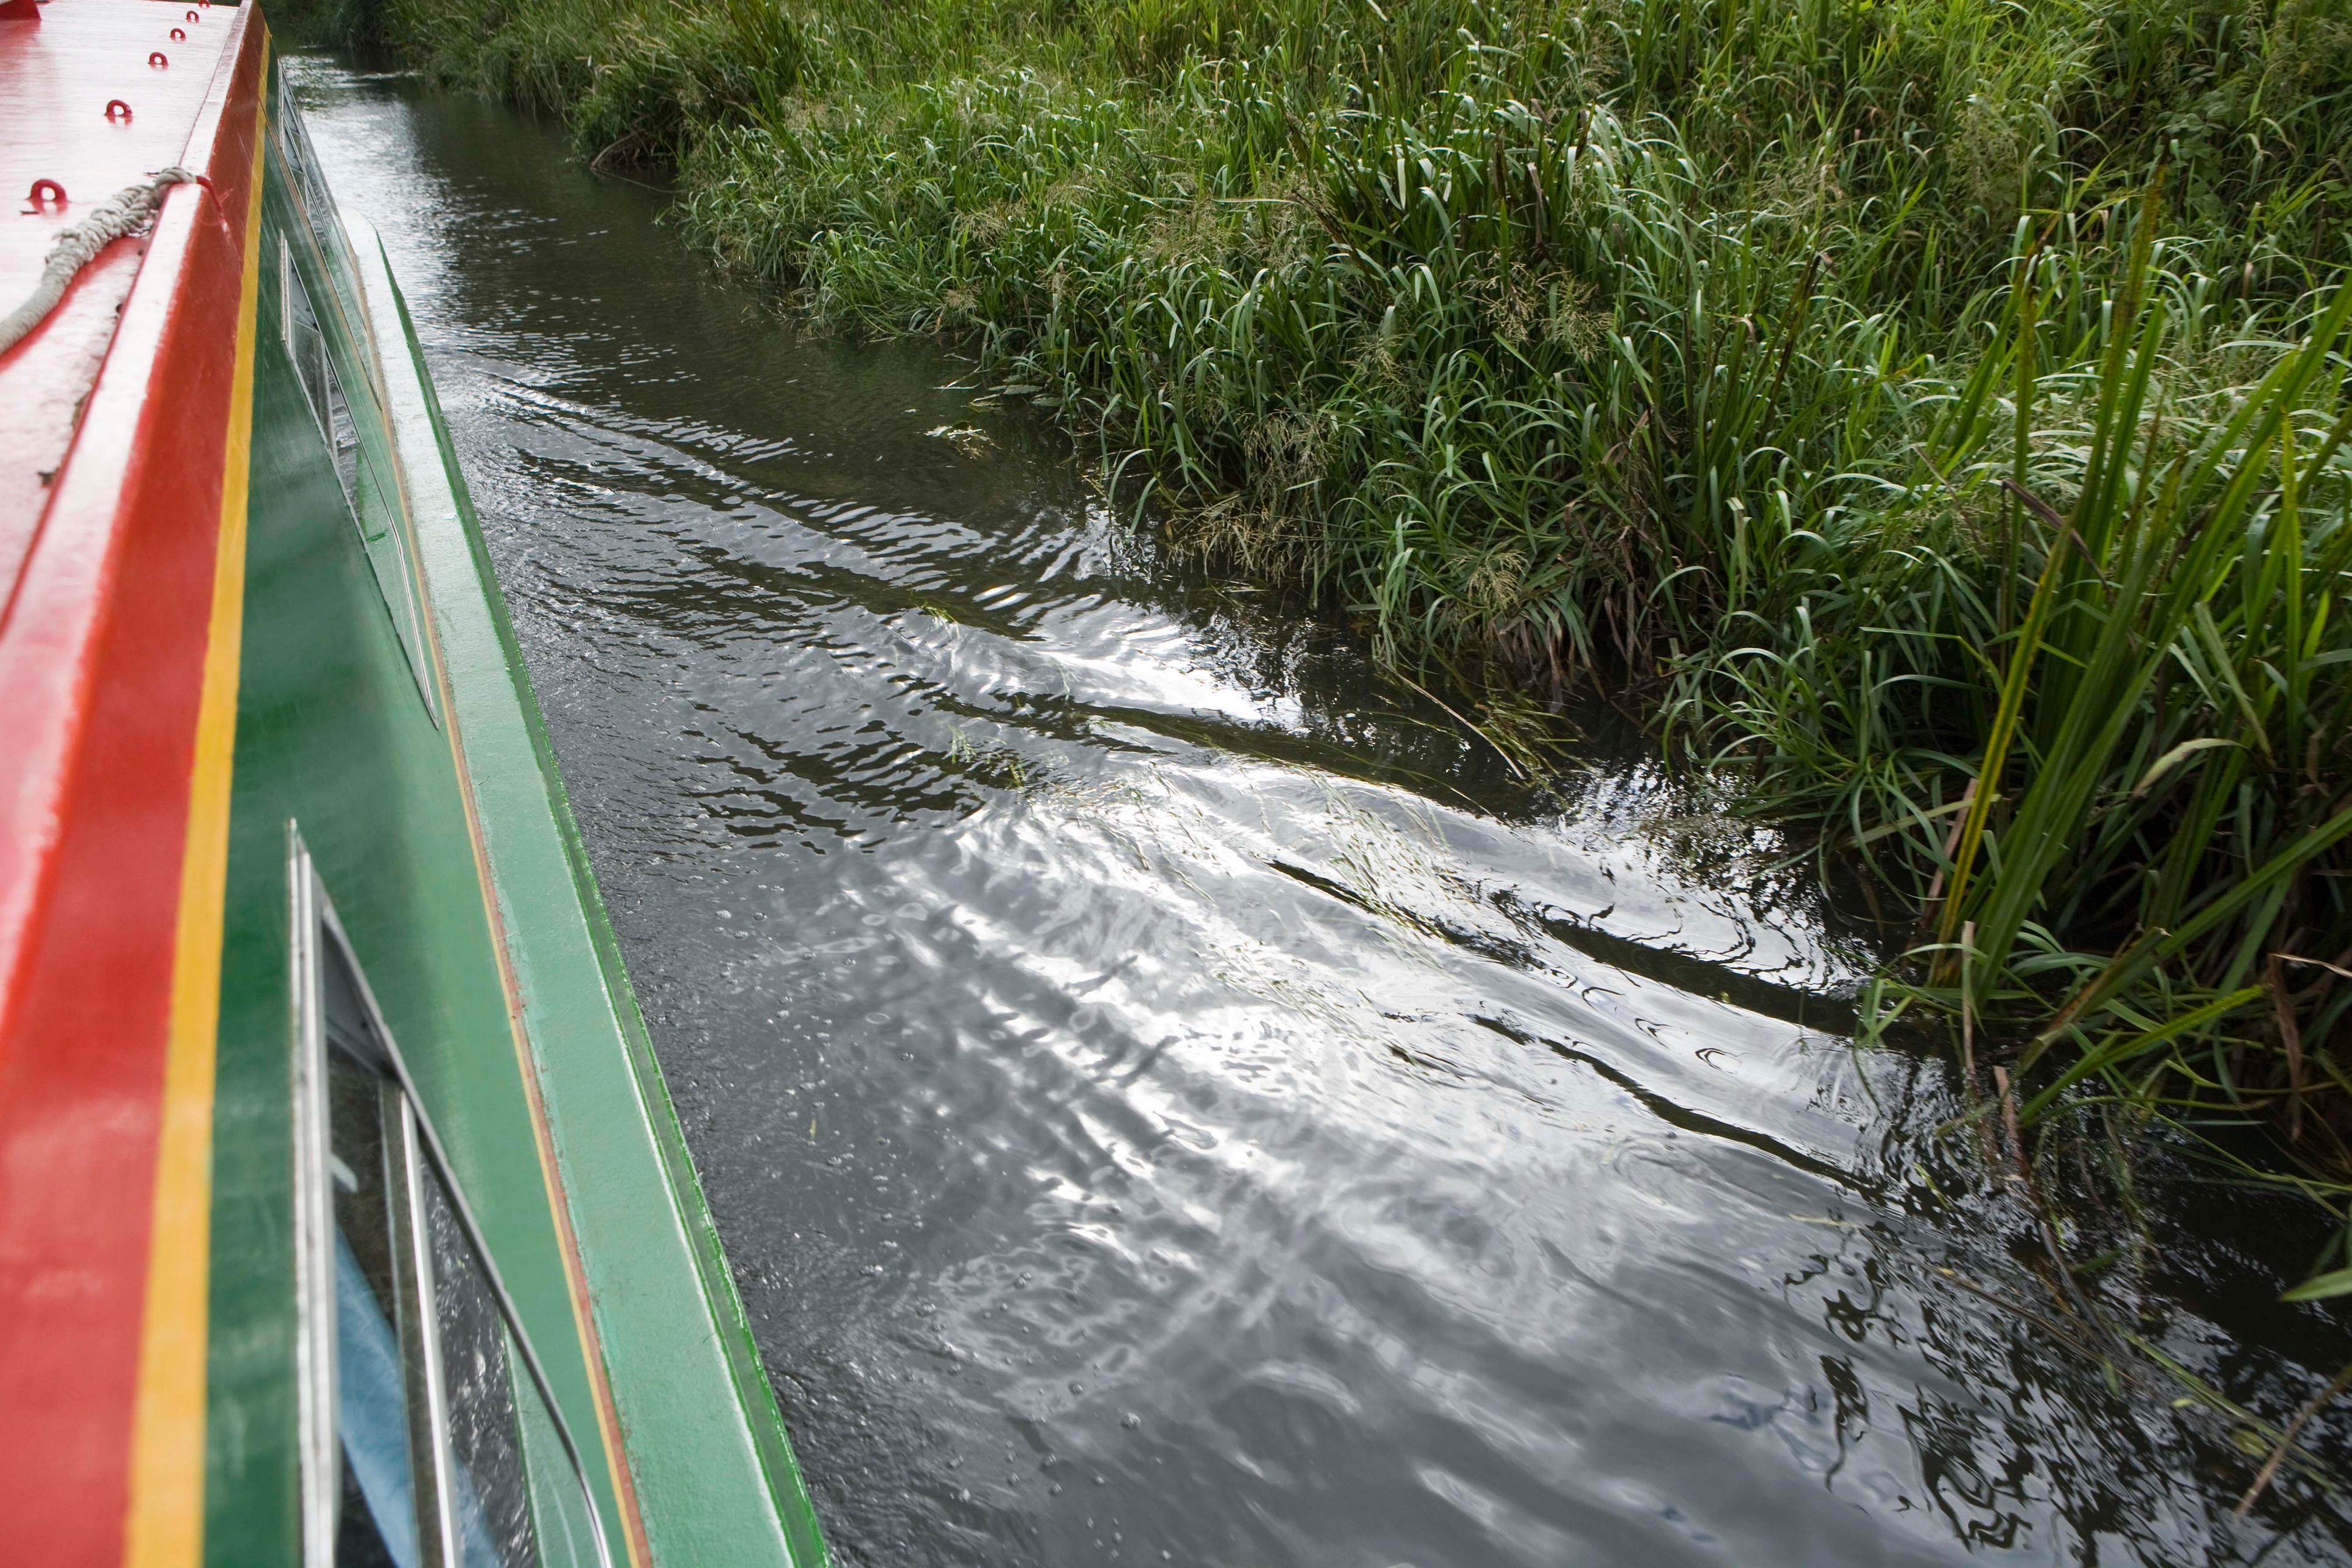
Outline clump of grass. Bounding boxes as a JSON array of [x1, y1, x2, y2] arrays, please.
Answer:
[[1720, 197, 2352, 1234], [374, 0, 2352, 1262]]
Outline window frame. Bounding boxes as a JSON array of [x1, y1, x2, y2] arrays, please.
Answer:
[[289, 825, 615, 1568]]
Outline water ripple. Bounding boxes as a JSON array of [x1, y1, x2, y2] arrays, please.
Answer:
[[295, 57, 2352, 1568]]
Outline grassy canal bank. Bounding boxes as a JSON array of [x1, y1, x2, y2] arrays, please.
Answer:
[[317, 0, 2352, 1274]]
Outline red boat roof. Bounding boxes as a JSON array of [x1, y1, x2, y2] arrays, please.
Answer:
[[0, 0, 239, 597], [0, 1, 262, 1555]]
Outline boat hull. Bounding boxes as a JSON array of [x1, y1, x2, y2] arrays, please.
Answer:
[[0, 7, 826, 1564]]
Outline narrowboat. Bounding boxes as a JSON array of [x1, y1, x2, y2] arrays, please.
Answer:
[[0, 2, 830, 1563]]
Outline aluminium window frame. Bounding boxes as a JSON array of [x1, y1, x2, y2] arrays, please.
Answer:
[[288, 824, 615, 1568]]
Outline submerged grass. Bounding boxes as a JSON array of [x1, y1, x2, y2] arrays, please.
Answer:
[[343, 0, 2352, 1275]]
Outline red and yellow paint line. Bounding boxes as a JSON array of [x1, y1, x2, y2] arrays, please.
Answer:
[[125, 67, 265, 1568], [0, 9, 266, 1563]]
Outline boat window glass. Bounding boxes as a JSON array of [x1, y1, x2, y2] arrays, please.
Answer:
[[277, 62, 364, 297], [419, 1160, 540, 1568], [270, 72, 441, 726], [282, 236, 362, 508], [275, 225, 440, 726], [324, 1028, 429, 1567], [293, 837, 615, 1568], [514, 1368, 607, 1568]]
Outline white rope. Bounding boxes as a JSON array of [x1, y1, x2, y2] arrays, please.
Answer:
[[0, 168, 201, 356]]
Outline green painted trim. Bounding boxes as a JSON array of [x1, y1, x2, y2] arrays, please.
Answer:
[[347, 217, 828, 1568]]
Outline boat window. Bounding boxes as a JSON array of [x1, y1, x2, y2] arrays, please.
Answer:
[[419, 1157, 551, 1568], [277, 61, 364, 292], [323, 1020, 424, 1567], [274, 222, 440, 727], [292, 833, 615, 1568], [270, 75, 441, 727], [282, 236, 362, 508]]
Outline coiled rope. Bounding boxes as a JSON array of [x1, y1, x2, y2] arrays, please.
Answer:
[[0, 168, 201, 356]]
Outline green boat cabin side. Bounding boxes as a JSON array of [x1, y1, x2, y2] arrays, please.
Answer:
[[0, 4, 824, 1555], [206, 63, 613, 1563], [190, 33, 825, 1568]]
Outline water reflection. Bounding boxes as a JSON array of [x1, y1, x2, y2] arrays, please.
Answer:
[[293, 59, 2352, 1566]]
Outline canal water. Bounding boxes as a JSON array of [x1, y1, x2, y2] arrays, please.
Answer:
[[295, 60, 2352, 1566]]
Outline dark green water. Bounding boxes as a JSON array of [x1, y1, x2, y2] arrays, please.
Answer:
[[296, 60, 2352, 1566]]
